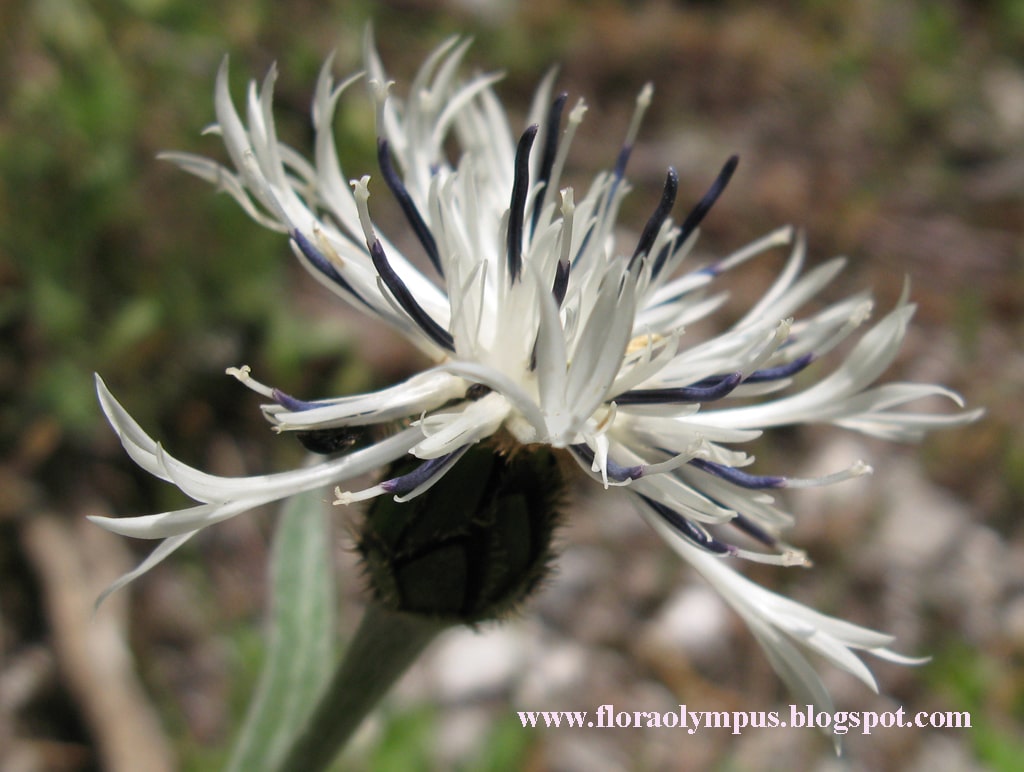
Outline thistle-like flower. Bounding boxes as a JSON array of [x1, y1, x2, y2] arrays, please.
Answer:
[[93, 32, 980, 713]]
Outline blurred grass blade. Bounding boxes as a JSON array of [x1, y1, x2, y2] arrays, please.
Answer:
[[227, 486, 336, 772]]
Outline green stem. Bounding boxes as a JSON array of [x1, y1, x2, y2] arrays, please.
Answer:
[[276, 604, 446, 772]]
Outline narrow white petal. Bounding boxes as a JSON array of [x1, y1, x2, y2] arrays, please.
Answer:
[[264, 370, 467, 429], [95, 531, 198, 607], [156, 427, 423, 502], [95, 375, 169, 481], [88, 500, 251, 540], [412, 391, 509, 458], [530, 264, 569, 421], [437, 360, 548, 440], [640, 504, 903, 691]]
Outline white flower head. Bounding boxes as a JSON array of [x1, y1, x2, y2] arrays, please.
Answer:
[[94, 31, 981, 714]]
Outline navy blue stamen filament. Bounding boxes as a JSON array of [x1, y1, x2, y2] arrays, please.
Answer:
[[681, 354, 815, 394], [677, 155, 739, 245], [612, 135, 635, 181], [631, 168, 678, 269], [688, 458, 785, 489], [729, 512, 780, 548], [381, 447, 466, 496], [272, 388, 319, 412], [552, 258, 570, 307], [531, 93, 568, 236], [639, 495, 731, 554], [377, 138, 444, 278], [742, 353, 814, 383], [290, 229, 370, 310], [614, 372, 742, 405], [507, 125, 539, 282], [570, 444, 644, 482], [367, 237, 455, 351]]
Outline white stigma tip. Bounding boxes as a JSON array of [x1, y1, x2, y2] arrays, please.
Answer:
[[368, 78, 393, 106], [333, 484, 385, 506], [568, 98, 587, 124], [226, 365, 276, 398], [560, 187, 575, 216], [350, 175, 377, 245], [735, 548, 810, 567], [783, 549, 811, 567], [637, 82, 654, 108], [784, 460, 875, 489]]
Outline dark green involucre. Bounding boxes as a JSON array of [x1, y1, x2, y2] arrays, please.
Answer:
[[357, 445, 565, 625]]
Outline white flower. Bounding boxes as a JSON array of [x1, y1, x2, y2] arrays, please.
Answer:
[[94, 31, 981, 711]]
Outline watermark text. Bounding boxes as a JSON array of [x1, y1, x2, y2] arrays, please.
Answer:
[[517, 704, 971, 736]]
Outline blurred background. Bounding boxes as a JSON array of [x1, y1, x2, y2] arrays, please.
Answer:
[[1, 0, 1021, 770]]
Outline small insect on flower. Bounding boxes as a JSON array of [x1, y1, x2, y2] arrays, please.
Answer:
[[93, 29, 981, 716]]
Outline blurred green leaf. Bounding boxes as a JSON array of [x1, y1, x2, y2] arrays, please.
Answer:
[[465, 712, 535, 772], [927, 643, 1024, 771], [226, 485, 336, 772], [100, 296, 163, 358], [365, 705, 437, 772]]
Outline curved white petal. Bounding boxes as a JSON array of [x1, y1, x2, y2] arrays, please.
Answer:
[[639, 501, 914, 709], [94, 531, 199, 608]]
